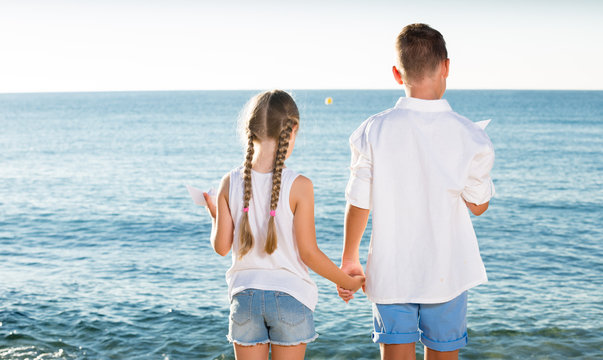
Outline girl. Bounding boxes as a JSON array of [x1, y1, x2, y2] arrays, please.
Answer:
[[203, 90, 364, 360]]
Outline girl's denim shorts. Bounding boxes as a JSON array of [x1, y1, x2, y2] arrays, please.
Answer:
[[227, 288, 318, 346]]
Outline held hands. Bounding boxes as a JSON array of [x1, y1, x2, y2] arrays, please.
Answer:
[[203, 192, 217, 219], [344, 274, 365, 294], [338, 260, 366, 303]]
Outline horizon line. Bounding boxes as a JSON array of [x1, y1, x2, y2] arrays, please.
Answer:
[[1, 88, 602, 96]]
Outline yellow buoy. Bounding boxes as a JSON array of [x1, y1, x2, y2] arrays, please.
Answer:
[[325, 97, 333, 105]]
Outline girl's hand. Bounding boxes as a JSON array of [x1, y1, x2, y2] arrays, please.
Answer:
[[203, 192, 217, 219], [348, 274, 365, 293], [338, 288, 354, 303], [337, 260, 365, 303], [339, 275, 365, 303]]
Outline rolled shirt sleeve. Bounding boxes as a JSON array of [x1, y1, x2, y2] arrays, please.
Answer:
[[345, 123, 373, 209], [462, 144, 496, 205]]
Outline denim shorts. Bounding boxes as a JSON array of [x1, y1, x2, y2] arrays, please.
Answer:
[[372, 291, 468, 352], [227, 288, 318, 346]]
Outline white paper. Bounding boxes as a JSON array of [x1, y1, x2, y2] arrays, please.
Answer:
[[186, 185, 217, 207], [475, 119, 491, 130]]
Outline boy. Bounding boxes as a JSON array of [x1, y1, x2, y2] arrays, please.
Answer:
[[338, 24, 495, 360]]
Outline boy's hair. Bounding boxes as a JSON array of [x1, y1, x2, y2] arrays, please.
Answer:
[[237, 90, 299, 258], [396, 23, 448, 81]]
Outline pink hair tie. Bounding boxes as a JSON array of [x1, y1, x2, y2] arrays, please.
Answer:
[[243, 207, 249, 213], [270, 210, 276, 217]]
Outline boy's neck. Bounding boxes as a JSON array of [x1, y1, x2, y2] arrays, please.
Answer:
[[402, 65, 447, 100], [403, 79, 446, 100], [404, 86, 444, 100]]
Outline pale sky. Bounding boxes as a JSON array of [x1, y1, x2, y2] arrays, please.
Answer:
[[1, 0, 601, 93]]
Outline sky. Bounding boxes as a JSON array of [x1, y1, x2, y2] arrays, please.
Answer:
[[0, 0, 601, 93]]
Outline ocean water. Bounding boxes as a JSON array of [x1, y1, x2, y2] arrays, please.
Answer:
[[0, 90, 601, 359]]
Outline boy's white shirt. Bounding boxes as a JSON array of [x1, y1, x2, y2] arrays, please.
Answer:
[[346, 96, 495, 304]]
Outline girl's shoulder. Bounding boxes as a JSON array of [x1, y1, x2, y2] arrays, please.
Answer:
[[281, 166, 299, 177], [221, 166, 244, 201], [289, 174, 314, 214], [215, 171, 232, 204], [282, 168, 310, 188], [228, 165, 245, 183], [290, 174, 313, 195], [231, 164, 245, 174]]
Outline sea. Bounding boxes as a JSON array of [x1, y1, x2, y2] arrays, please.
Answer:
[[1, 90, 601, 359]]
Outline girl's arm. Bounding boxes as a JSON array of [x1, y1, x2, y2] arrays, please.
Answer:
[[204, 173, 234, 256], [290, 176, 364, 292]]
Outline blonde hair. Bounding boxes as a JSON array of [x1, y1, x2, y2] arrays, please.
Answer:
[[238, 90, 299, 258]]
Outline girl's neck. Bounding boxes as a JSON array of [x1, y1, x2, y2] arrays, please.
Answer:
[[251, 140, 277, 173]]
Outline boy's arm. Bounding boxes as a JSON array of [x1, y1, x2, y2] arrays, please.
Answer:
[[462, 141, 495, 211], [340, 123, 373, 301], [342, 203, 369, 267], [338, 203, 369, 302], [465, 199, 489, 216]]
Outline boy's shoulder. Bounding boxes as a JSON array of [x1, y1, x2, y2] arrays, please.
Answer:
[[367, 106, 401, 125], [349, 106, 398, 141], [449, 110, 476, 127], [448, 111, 494, 147], [351, 104, 492, 149]]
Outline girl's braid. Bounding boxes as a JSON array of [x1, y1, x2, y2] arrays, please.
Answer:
[[264, 117, 294, 254], [238, 134, 255, 257]]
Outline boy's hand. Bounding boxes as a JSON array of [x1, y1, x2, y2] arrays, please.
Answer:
[[203, 192, 217, 219], [464, 199, 489, 216], [337, 260, 365, 303]]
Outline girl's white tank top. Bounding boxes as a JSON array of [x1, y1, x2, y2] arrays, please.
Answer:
[[226, 166, 318, 311]]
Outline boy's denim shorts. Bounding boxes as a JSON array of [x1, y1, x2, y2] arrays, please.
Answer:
[[227, 288, 318, 346], [372, 291, 468, 352]]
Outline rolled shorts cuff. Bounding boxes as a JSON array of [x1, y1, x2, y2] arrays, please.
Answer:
[[372, 331, 420, 344], [421, 332, 468, 352]]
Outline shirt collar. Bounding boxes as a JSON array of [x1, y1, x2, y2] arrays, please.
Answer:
[[394, 97, 452, 112]]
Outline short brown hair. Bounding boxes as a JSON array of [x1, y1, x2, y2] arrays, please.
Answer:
[[396, 23, 448, 81]]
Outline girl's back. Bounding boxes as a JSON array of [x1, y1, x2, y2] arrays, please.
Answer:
[[227, 166, 317, 311]]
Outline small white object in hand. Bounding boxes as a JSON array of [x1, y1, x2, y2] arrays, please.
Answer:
[[475, 119, 491, 130], [186, 185, 217, 207]]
